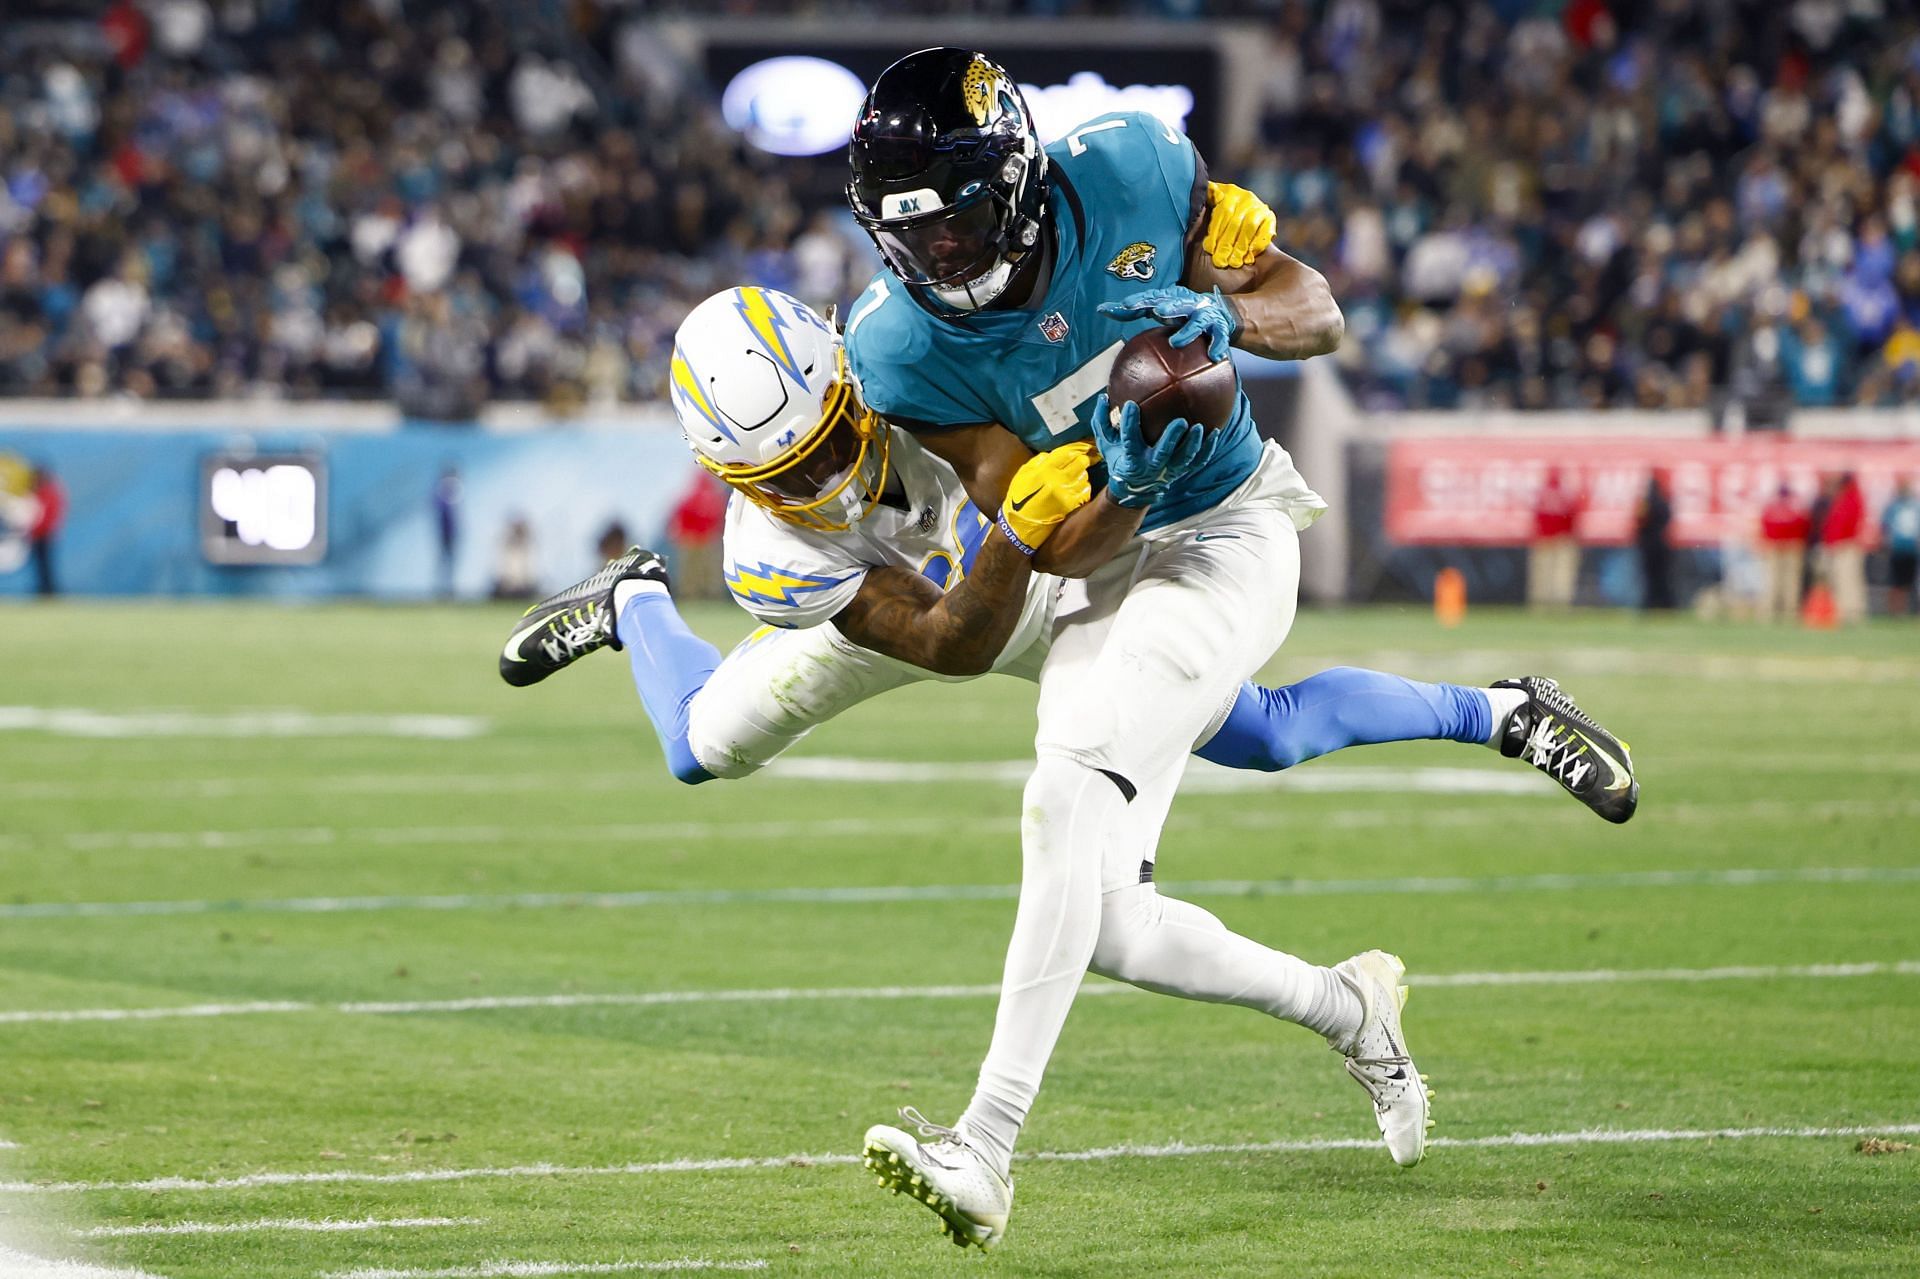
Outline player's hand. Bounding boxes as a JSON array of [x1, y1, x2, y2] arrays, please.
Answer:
[[1088, 392, 1206, 509], [1202, 182, 1276, 269], [998, 440, 1097, 555], [1097, 286, 1241, 363]]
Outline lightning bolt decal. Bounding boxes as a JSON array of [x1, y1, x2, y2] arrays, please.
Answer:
[[724, 561, 852, 609], [670, 345, 734, 443], [734, 287, 807, 387]]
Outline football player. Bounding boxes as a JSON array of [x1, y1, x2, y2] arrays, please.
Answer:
[[501, 286, 1570, 796], [837, 49, 1638, 1248]]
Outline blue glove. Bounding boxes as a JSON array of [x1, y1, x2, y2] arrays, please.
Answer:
[[1097, 285, 1241, 363], [1090, 392, 1207, 508]]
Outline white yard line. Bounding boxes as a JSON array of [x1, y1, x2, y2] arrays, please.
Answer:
[[0, 707, 487, 740], [324, 1262, 766, 1279], [6, 863, 1918, 922], [5, 1124, 1916, 1197], [73, 1216, 478, 1239], [0, 1245, 168, 1279], [1, 960, 1914, 1027], [12, 795, 1920, 859]]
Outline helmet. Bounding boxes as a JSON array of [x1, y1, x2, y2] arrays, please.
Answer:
[[847, 48, 1049, 315], [669, 286, 889, 533]]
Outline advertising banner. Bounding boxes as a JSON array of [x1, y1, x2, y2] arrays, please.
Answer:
[[1384, 436, 1920, 547]]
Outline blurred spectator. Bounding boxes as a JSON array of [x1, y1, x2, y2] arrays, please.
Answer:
[[1635, 472, 1675, 611], [1883, 478, 1920, 616], [1820, 471, 1868, 624], [1526, 467, 1582, 611], [1757, 484, 1810, 623], [0, 0, 1915, 414], [665, 471, 728, 600], [27, 463, 64, 597], [433, 466, 462, 599], [596, 519, 630, 564], [492, 516, 538, 601]]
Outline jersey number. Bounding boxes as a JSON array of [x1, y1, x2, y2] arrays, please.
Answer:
[[1029, 341, 1124, 436]]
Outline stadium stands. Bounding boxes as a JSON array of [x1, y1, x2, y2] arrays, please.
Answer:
[[1, 0, 1917, 411]]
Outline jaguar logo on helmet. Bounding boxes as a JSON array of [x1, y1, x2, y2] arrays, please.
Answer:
[[962, 54, 1017, 128], [1107, 242, 1158, 282]]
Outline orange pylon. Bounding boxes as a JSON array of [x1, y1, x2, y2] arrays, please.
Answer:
[[1801, 581, 1837, 629], [1435, 567, 1467, 627]]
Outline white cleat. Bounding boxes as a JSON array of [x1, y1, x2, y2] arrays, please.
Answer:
[[1333, 949, 1433, 1167], [863, 1107, 1013, 1251]]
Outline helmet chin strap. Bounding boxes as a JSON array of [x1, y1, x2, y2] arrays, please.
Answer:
[[929, 257, 1019, 313]]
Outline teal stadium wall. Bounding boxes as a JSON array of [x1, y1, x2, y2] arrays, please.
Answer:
[[0, 424, 697, 598]]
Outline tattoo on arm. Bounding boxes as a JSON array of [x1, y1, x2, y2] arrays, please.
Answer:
[[831, 533, 1033, 677]]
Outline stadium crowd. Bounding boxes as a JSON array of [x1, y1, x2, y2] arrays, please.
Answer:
[[1, 0, 1917, 413]]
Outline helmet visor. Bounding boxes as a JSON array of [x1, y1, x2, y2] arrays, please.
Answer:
[[864, 192, 1007, 289]]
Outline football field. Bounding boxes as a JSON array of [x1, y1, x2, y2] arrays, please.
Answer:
[[3, 601, 1917, 1278]]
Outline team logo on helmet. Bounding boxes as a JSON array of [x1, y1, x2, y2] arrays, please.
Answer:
[[1107, 242, 1158, 282], [962, 54, 1015, 128]]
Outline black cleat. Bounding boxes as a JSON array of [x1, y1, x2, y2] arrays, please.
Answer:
[[498, 547, 669, 687], [1493, 676, 1639, 824]]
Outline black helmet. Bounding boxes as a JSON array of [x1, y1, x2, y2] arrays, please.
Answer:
[[847, 48, 1049, 314]]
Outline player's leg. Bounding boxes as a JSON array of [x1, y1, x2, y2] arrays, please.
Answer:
[[950, 505, 1310, 1178], [618, 582, 927, 784], [1195, 662, 1637, 824]]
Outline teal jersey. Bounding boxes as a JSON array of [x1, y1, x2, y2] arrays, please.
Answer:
[[844, 112, 1261, 531]]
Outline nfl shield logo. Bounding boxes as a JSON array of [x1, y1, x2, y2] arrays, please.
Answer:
[[1038, 311, 1070, 343]]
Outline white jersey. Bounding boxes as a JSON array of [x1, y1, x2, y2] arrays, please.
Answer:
[[720, 427, 1055, 672]]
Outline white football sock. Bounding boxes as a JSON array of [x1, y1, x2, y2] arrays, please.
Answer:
[[958, 756, 1119, 1178], [612, 577, 668, 617], [1090, 883, 1363, 1046], [1483, 685, 1528, 748]]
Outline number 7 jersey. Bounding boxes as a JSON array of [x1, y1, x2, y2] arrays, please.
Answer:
[[844, 110, 1323, 533]]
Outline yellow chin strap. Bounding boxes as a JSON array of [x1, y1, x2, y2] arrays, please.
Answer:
[[696, 357, 889, 533]]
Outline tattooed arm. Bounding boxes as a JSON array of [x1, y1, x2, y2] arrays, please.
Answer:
[[830, 534, 1034, 677]]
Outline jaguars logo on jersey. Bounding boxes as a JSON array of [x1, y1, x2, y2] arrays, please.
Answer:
[[1107, 241, 1158, 282], [962, 55, 1014, 128]]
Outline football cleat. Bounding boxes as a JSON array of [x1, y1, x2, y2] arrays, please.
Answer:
[[863, 1107, 1013, 1251], [498, 547, 668, 687], [1493, 675, 1638, 824], [1333, 949, 1432, 1167]]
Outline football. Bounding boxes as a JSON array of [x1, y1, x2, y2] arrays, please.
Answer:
[[1105, 324, 1240, 444]]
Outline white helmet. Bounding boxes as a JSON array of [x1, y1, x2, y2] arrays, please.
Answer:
[[669, 286, 889, 532]]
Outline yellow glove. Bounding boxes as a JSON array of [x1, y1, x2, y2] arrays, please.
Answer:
[[998, 440, 1098, 555], [1202, 181, 1277, 270]]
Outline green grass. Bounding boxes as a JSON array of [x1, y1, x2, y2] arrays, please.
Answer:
[[1, 601, 1917, 1278]]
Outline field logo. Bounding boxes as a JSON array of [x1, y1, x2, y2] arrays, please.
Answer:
[[1107, 242, 1157, 282]]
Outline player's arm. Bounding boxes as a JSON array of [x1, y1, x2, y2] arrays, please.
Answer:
[[914, 423, 1139, 579], [1184, 244, 1344, 362], [829, 445, 1095, 675]]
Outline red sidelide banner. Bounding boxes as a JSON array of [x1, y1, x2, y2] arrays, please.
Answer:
[[1384, 436, 1920, 547]]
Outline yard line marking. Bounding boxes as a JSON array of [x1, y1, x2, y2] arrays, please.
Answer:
[[324, 1262, 767, 1279], [11, 746, 1917, 801], [7, 864, 1919, 921], [4, 1124, 1916, 1196], [0, 1139, 19, 1148], [14, 795, 1920, 858], [74, 1217, 478, 1239], [770, 758, 1552, 796], [0, 707, 488, 740], [2, 961, 1915, 1027], [0, 1245, 169, 1279], [1346, 646, 1920, 686]]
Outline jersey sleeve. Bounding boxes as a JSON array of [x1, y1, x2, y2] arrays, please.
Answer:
[[843, 274, 995, 432], [720, 499, 868, 629]]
